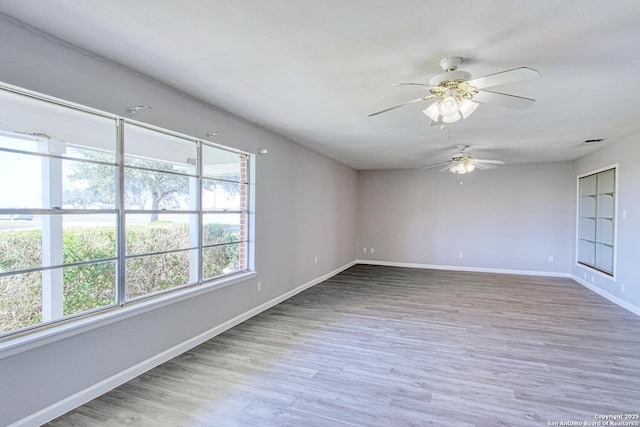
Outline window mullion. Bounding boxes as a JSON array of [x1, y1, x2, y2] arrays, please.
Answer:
[[197, 141, 203, 284], [116, 119, 126, 305]]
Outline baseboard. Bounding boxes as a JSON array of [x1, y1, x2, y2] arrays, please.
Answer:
[[357, 259, 571, 278], [12, 260, 357, 427], [571, 275, 640, 317]]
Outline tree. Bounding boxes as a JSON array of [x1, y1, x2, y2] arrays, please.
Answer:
[[65, 151, 240, 221]]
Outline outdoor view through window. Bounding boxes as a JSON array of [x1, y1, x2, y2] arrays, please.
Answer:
[[0, 84, 251, 337]]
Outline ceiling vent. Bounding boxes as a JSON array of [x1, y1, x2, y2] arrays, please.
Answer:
[[581, 138, 606, 145]]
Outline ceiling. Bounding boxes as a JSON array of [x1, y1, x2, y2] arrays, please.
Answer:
[[1, 0, 640, 170]]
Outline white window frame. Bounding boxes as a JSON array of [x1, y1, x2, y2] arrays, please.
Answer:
[[0, 81, 255, 342]]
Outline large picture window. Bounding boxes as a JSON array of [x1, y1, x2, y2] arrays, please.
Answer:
[[0, 83, 252, 337], [577, 167, 616, 276]]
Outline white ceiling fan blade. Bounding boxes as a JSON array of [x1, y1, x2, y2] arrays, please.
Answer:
[[474, 163, 496, 170], [368, 97, 427, 117], [474, 159, 505, 165], [392, 82, 440, 89], [421, 161, 450, 170], [472, 90, 535, 109], [474, 163, 497, 170], [466, 67, 540, 89]]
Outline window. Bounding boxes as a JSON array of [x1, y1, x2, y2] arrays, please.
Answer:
[[0, 83, 252, 337], [577, 167, 616, 276]]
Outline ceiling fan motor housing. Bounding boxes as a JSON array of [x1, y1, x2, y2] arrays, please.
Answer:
[[429, 70, 471, 85], [452, 152, 471, 161], [452, 145, 470, 160]]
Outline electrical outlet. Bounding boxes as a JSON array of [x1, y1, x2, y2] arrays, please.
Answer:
[[458, 252, 464, 259], [363, 248, 367, 253], [548, 255, 554, 263], [257, 281, 262, 292], [314, 256, 318, 264], [621, 283, 625, 293], [370, 248, 375, 254]]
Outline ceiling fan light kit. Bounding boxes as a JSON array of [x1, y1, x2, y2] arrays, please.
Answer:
[[449, 157, 476, 174], [422, 94, 479, 124]]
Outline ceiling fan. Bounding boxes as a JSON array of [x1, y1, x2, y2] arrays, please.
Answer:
[[368, 57, 540, 124], [422, 145, 504, 174]]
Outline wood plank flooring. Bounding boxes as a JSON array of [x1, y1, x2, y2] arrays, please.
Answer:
[[46, 265, 640, 426]]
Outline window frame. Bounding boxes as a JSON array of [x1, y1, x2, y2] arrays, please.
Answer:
[[576, 165, 617, 278], [0, 81, 255, 341]]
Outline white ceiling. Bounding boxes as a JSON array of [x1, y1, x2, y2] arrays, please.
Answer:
[[1, 0, 640, 169]]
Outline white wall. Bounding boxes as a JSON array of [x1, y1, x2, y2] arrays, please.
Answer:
[[358, 162, 574, 274], [571, 134, 640, 314], [0, 16, 358, 426]]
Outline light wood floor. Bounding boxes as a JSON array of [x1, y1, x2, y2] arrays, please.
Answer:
[[46, 265, 640, 426]]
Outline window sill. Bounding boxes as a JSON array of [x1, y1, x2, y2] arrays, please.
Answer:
[[0, 270, 257, 360]]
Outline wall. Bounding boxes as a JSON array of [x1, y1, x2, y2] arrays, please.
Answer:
[[358, 162, 574, 274], [0, 16, 358, 426], [571, 134, 640, 315]]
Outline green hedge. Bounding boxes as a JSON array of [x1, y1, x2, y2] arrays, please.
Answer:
[[0, 223, 240, 334]]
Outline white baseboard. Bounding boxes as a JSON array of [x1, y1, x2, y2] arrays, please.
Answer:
[[571, 274, 640, 317], [357, 259, 571, 278], [12, 260, 357, 427]]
